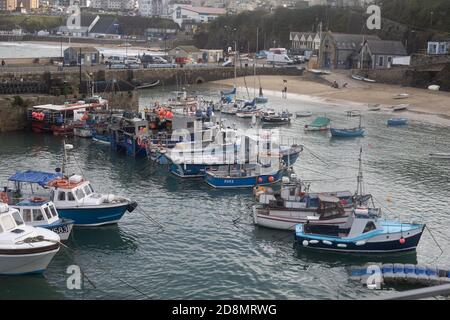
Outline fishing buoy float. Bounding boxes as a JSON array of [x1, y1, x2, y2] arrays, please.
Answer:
[[337, 243, 347, 248], [323, 240, 332, 245], [268, 176, 274, 183], [355, 241, 366, 246], [309, 240, 319, 244], [399, 237, 406, 244], [302, 240, 309, 247], [257, 177, 263, 183]]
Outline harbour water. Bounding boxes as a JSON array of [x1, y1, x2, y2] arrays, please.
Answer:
[[1, 84, 450, 299]]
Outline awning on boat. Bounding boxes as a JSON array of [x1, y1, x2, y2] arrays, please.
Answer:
[[9, 170, 62, 187], [310, 117, 330, 127], [318, 194, 340, 203]]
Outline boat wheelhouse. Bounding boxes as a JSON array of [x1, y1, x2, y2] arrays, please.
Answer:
[[12, 199, 74, 241], [0, 203, 60, 275]]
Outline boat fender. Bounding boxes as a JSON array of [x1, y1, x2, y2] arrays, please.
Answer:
[[355, 240, 366, 246], [302, 240, 309, 247], [337, 243, 347, 248], [399, 237, 406, 244], [322, 240, 332, 245], [309, 240, 319, 244], [268, 176, 274, 183]]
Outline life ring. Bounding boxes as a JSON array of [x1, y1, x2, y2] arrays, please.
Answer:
[[31, 197, 45, 202], [55, 180, 69, 188]]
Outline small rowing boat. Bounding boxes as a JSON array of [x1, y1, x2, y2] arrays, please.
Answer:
[[393, 93, 410, 99], [429, 153, 450, 159], [363, 77, 376, 83], [135, 80, 160, 90], [351, 75, 364, 81], [304, 116, 330, 132], [296, 111, 312, 117], [387, 118, 408, 126], [368, 104, 380, 111], [392, 104, 409, 112]]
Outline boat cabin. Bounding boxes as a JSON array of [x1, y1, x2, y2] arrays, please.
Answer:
[[49, 176, 105, 207], [0, 203, 25, 235], [13, 199, 60, 227]]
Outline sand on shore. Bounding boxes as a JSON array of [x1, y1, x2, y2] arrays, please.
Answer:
[[212, 74, 450, 122]]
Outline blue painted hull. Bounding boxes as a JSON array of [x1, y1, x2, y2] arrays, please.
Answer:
[[330, 128, 365, 137], [57, 204, 129, 226], [387, 119, 408, 126], [205, 169, 284, 188], [294, 229, 424, 253]]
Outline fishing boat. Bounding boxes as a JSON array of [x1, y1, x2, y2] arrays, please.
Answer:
[[346, 110, 361, 117], [331, 115, 365, 138], [205, 161, 284, 189], [392, 104, 409, 112], [236, 100, 260, 118], [363, 77, 376, 83], [393, 93, 410, 99], [387, 118, 408, 126], [294, 207, 424, 253], [304, 117, 331, 131], [92, 131, 111, 145], [296, 111, 312, 117], [261, 109, 291, 125], [428, 85, 440, 91], [12, 198, 74, 241], [73, 127, 93, 138], [429, 153, 450, 159], [368, 104, 380, 111], [135, 80, 160, 90], [252, 175, 354, 230], [0, 202, 60, 275], [330, 127, 365, 138], [351, 75, 364, 81], [7, 143, 138, 226]]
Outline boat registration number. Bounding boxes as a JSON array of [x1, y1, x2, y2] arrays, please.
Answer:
[[223, 179, 235, 184], [51, 225, 69, 234]]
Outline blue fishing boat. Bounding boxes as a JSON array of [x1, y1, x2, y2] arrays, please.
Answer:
[[205, 160, 284, 188], [294, 207, 425, 253], [92, 131, 111, 145], [387, 118, 408, 126], [12, 198, 74, 241], [330, 127, 365, 137], [7, 143, 138, 226]]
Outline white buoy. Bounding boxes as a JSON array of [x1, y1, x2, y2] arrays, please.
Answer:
[[302, 240, 309, 247], [355, 241, 366, 246], [323, 240, 332, 245], [337, 243, 347, 248], [309, 240, 319, 244]]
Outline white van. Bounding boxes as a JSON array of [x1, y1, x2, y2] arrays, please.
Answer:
[[105, 55, 124, 64], [266, 53, 294, 65]]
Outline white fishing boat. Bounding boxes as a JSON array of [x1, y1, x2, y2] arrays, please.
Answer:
[[0, 202, 60, 275], [429, 153, 450, 159], [73, 127, 92, 138], [351, 75, 364, 81], [12, 198, 74, 241], [296, 111, 312, 117], [392, 104, 409, 112], [346, 110, 361, 117], [363, 77, 376, 83], [393, 93, 410, 99]]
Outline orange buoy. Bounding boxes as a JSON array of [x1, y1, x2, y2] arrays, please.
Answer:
[[258, 177, 263, 183], [268, 176, 274, 182]]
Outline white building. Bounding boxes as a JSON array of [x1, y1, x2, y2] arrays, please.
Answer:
[[90, 0, 135, 10], [138, 0, 167, 16], [171, 5, 226, 27]]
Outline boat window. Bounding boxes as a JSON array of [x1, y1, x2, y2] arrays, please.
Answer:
[[49, 205, 58, 217], [83, 185, 92, 196], [76, 188, 85, 200], [33, 209, 44, 221], [23, 209, 32, 222], [1, 215, 16, 231], [44, 207, 53, 220], [88, 184, 94, 193], [68, 192, 75, 201], [12, 211, 24, 226], [363, 221, 376, 233], [58, 191, 66, 201]]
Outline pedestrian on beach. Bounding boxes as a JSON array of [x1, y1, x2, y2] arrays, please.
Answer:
[[1, 59, 5, 67], [282, 79, 287, 99]]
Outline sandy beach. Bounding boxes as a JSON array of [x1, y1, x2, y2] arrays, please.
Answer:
[[212, 74, 450, 125]]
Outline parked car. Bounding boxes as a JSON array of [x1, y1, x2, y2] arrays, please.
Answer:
[[104, 55, 124, 64], [124, 56, 141, 65], [141, 55, 168, 67]]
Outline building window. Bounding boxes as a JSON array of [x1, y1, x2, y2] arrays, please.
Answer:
[[378, 56, 384, 67]]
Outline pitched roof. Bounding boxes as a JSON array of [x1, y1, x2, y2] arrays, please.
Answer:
[[90, 16, 121, 35], [331, 33, 380, 50], [365, 40, 407, 56], [172, 45, 201, 53], [178, 5, 227, 15], [80, 15, 97, 27]]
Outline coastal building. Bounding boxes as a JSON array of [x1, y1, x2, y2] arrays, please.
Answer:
[[58, 15, 122, 39], [63, 47, 100, 66], [427, 40, 450, 55], [91, 0, 136, 10], [138, 0, 167, 16], [170, 5, 226, 27], [168, 45, 202, 63], [320, 32, 380, 69], [289, 31, 321, 51], [0, 0, 16, 11], [359, 39, 407, 69]]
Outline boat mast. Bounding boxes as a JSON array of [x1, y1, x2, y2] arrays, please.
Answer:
[[62, 140, 67, 176], [356, 147, 364, 199], [253, 27, 258, 99]]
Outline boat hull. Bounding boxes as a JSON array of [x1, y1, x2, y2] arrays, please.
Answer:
[[57, 203, 130, 226], [294, 225, 424, 253], [330, 128, 365, 138], [253, 205, 349, 230], [0, 248, 59, 275], [205, 170, 284, 188], [387, 119, 407, 126], [42, 219, 74, 241]]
